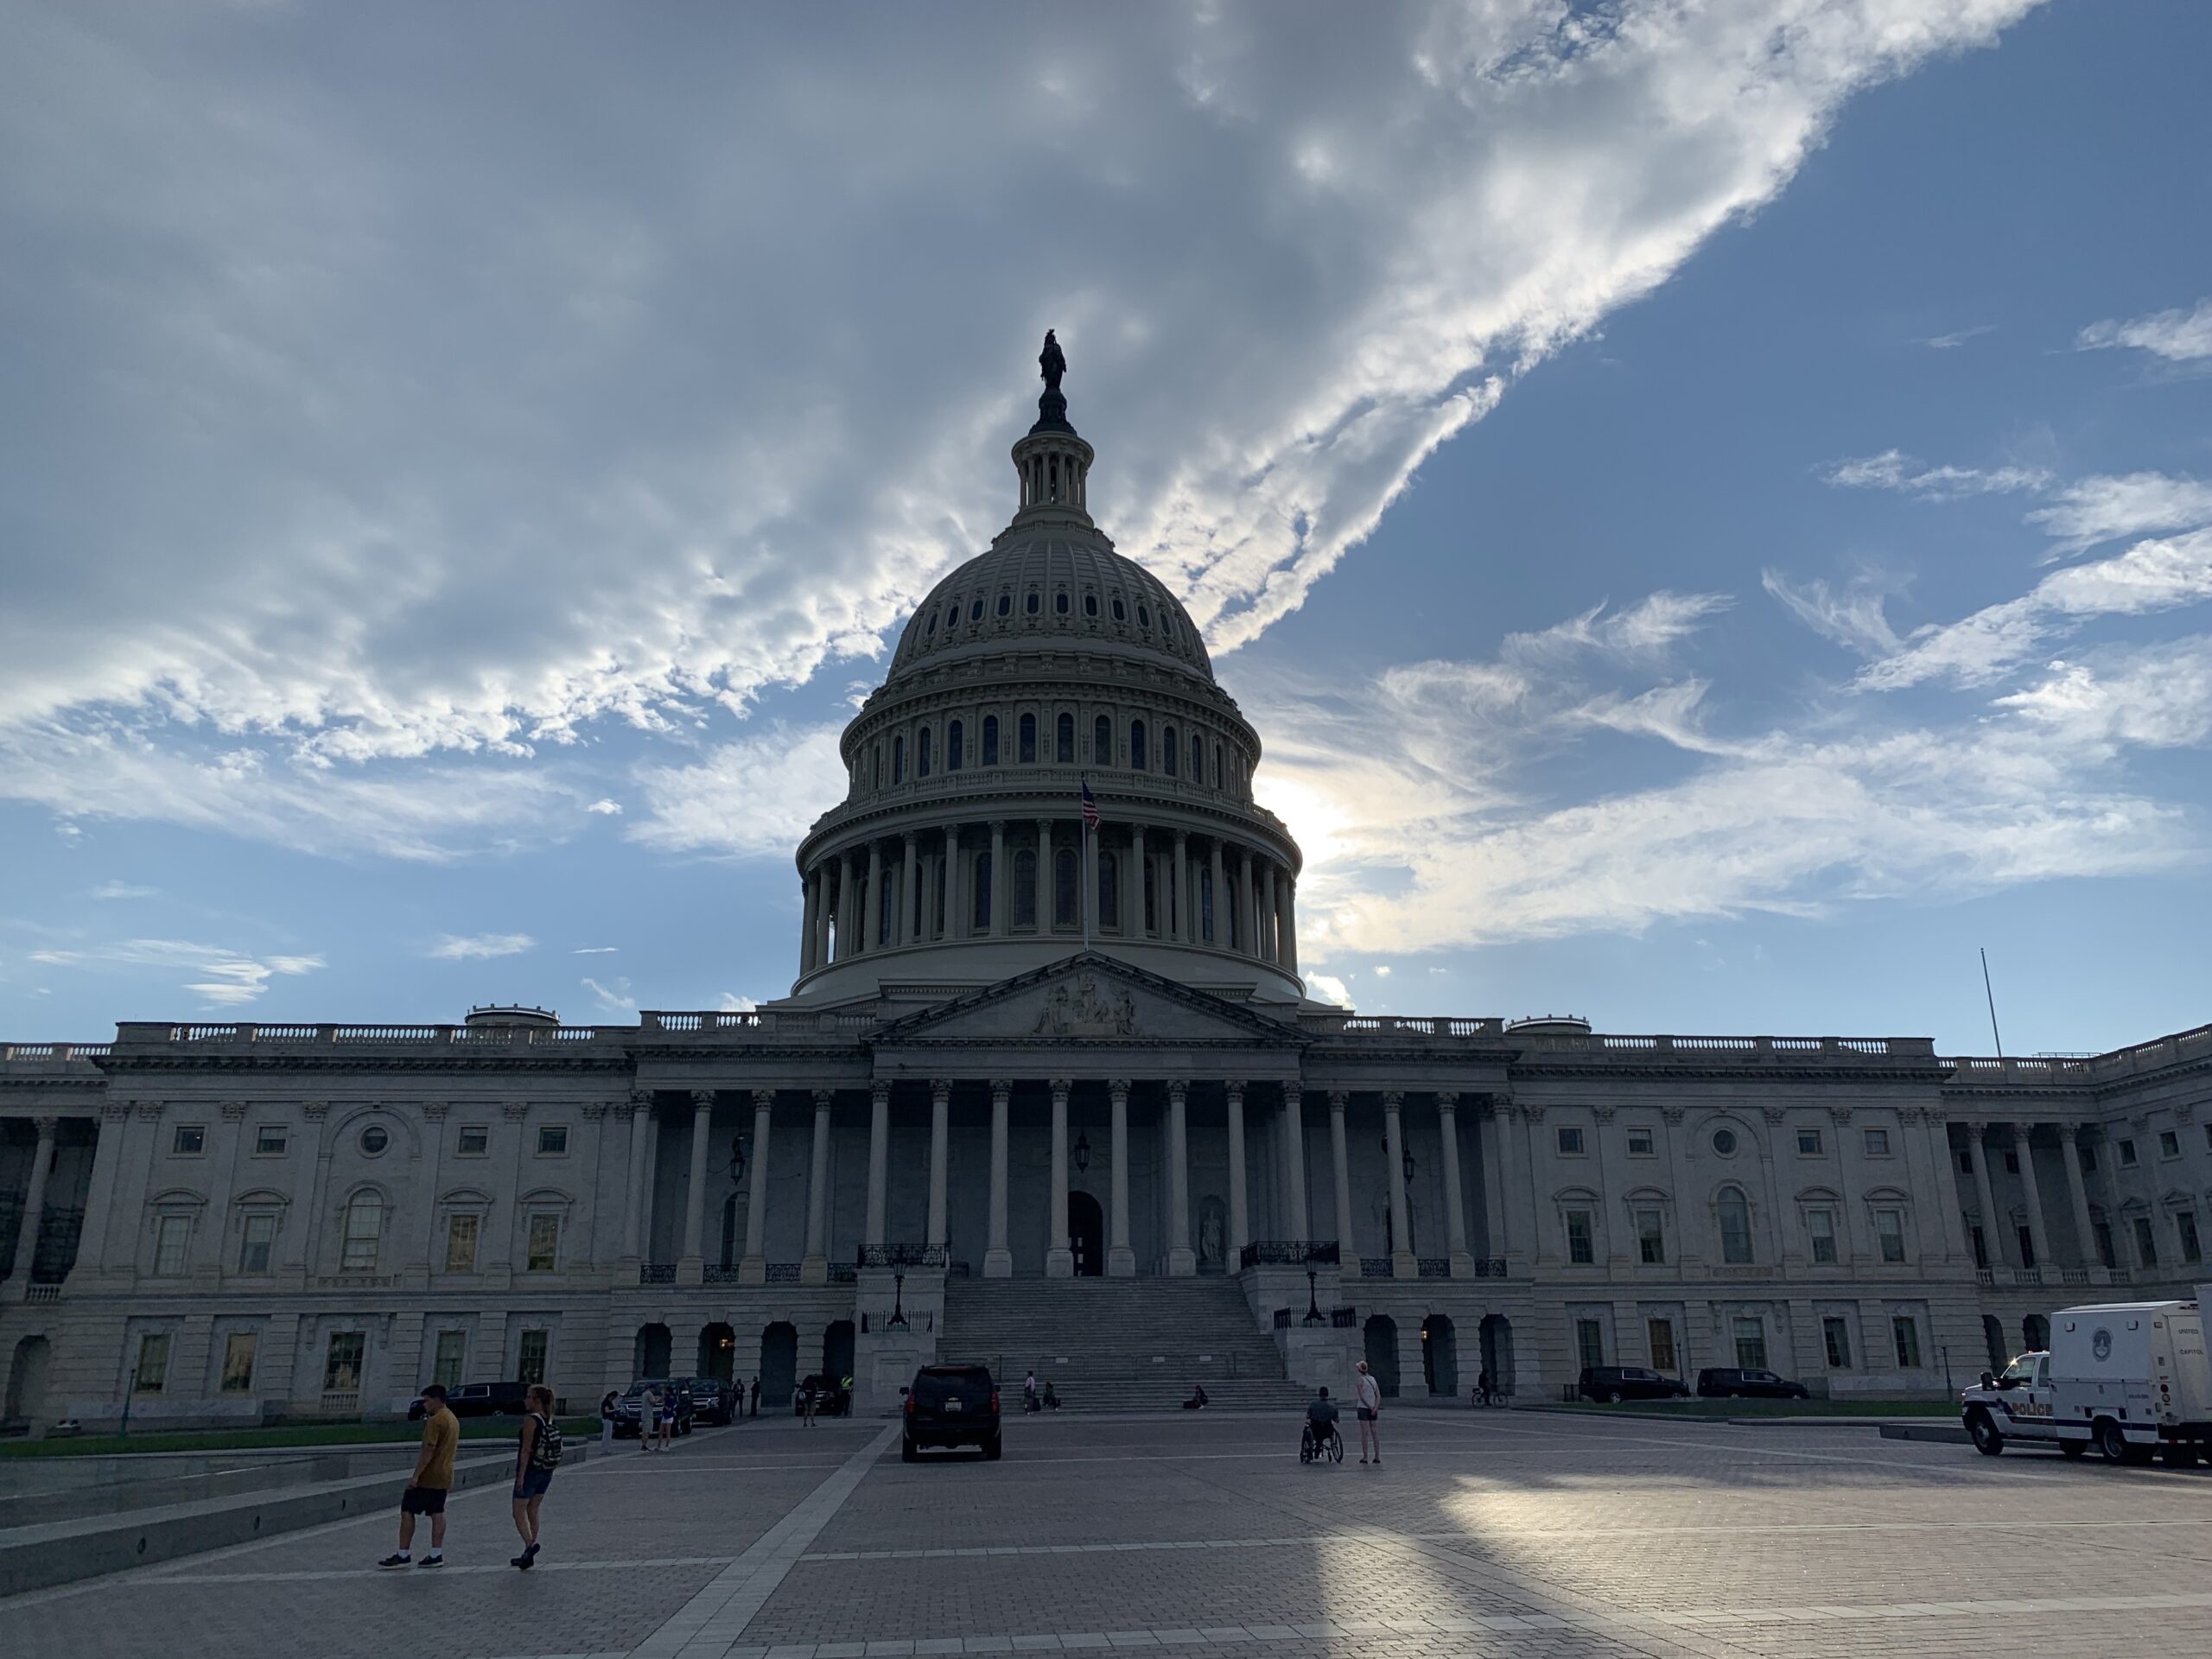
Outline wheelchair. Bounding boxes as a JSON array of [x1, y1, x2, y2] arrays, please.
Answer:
[[1300, 1421, 1344, 1464]]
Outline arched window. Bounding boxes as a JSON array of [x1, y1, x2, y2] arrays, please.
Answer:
[[1098, 850, 1117, 928], [1163, 725, 1178, 777], [1084, 593, 1098, 616], [1111, 596, 1127, 620], [1054, 847, 1078, 927], [892, 735, 906, 784], [1213, 743, 1224, 788], [969, 597, 983, 621], [1056, 712, 1074, 764], [948, 721, 964, 771], [925, 612, 937, 636], [1094, 715, 1112, 764], [1142, 858, 1157, 934], [872, 744, 882, 788], [1138, 604, 1152, 628], [341, 1192, 383, 1272], [945, 603, 959, 631], [1191, 735, 1203, 780], [982, 715, 999, 766], [918, 728, 933, 779], [1019, 713, 1037, 764], [1718, 1187, 1753, 1264], [972, 851, 992, 929], [878, 867, 896, 946], [1025, 591, 1041, 614], [997, 593, 1012, 617], [1130, 720, 1147, 771], [1200, 867, 1216, 944], [1014, 849, 1039, 926], [1054, 591, 1070, 614]]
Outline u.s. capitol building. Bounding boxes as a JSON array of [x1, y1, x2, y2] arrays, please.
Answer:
[[3, 355, 2209, 1428]]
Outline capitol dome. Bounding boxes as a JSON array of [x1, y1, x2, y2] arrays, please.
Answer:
[[785, 337, 1305, 1008]]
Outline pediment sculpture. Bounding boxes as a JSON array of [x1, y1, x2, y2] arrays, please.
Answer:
[[1032, 973, 1139, 1039]]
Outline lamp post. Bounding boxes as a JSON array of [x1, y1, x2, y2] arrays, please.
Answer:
[[1303, 1267, 1323, 1325], [888, 1270, 909, 1332]]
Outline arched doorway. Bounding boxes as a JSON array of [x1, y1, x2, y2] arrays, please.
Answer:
[[698, 1322, 735, 1382], [1981, 1314, 2007, 1374], [1067, 1191, 1104, 1277], [1363, 1314, 1400, 1398], [1421, 1314, 1458, 1396], [760, 1321, 798, 1408], [1478, 1314, 1514, 1400], [634, 1322, 671, 1379], [5, 1336, 52, 1427], [2023, 1313, 2050, 1352], [823, 1320, 855, 1387]]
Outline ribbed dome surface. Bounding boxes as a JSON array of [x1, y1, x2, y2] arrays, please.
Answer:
[[888, 528, 1215, 683]]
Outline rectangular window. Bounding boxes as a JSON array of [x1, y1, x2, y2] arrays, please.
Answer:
[[134, 1333, 170, 1392], [433, 1330, 467, 1390], [1647, 1319, 1677, 1373], [220, 1332, 257, 1393], [517, 1330, 549, 1386], [1970, 1225, 1988, 1269], [253, 1124, 288, 1156], [458, 1125, 489, 1156], [1863, 1128, 1891, 1156], [1566, 1210, 1595, 1265], [1575, 1318, 1605, 1370], [1732, 1317, 1767, 1371], [323, 1332, 365, 1393], [2133, 1216, 2158, 1267], [2178, 1211, 2203, 1265], [238, 1212, 276, 1274], [1808, 1208, 1838, 1264], [2159, 1130, 2180, 1159], [1626, 1128, 1654, 1156], [2119, 1138, 2138, 1167], [445, 1214, 480, 1274], [2017, 1225, 2037, 1269], [1796, 1128, 1823, 1155], [1556, 1126, 1585, 1156], [536, 1126, 569, 1156], [172, 1124, 207, 1155], [1891, 1315, 1923, 1369], [526, 1213, 560, 1272], [1876, 1208, 1906, 1264], [340, 1201, 381, 1272], [1822, 1316, 1853, 1370], [2094, 1220, 2115, 1270], [154, 1214, 192, 1276], [1637, 1208, 1665, 1265]]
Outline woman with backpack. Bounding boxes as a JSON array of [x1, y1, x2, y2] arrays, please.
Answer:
[[511, 1383, 563, 1569]]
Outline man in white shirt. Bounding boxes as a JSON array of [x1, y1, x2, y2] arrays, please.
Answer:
[[1353, 1360, 1383, 1465]]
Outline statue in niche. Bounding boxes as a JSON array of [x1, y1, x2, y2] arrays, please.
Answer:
[[1039, 328, 1066, 393], [1198, 1196, 1227, 1268]]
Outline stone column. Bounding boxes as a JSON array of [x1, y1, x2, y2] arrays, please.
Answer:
[[1128, 823, 1147, 936], [1261, 861, 1279, 963], [679, 1090, 715, 1282], [2063, 1127, 2098, 1268], [1281, 1083, 1311, 1240], [985, 1078, 1013, 1278], [1478, 1099, 1509, 1262], [1035, 818, 1054, 930], [1107, 1077, 1135, 1276], [799, 867, 820, 976], [863, 842, 884, 953], [1239, 850, 1259, 956], [66, 1103, 130, 1288], [1327, 1090, 1355, 1256], [989, 820, 1008, 937], [1971, 1122, 2003, 1268], [1280, 878, 1299, 974], [1208, 840, 1227, 946], [4, 1116, 57, 1294], [1046, 1078, 1073, 1278], [865, 1080, 891, 1249], [1437, 1092, 1473, 1275], [741, 1090, 772, 1284], [2014, 1122, 2053, 1273], [1171, 831, 1189, 942], [1225, 1082, 1249, 1262], [900, 832, 920, 947], [1166, 1079, 1195, 1275], [835, 855, 855, 960], [926, 1078, 951, 1250], [945, 825, 965, 941], [802, 1089, 833, 1284], [1382, 1091, 1415, 1276]]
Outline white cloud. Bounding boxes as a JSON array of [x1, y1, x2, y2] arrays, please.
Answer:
[[27, 938, 323, 1008], [2025, 473, 2212, 555], [1761, 570, 1903, 658], [1821, 449, 2050, 498], [1920, 324, 1993, 349], [585, 798, 624, 816], [571, 945, 619, 955], [628, 725, 850, 856], [2076, 296, 2212, 363], [427, 932, 535, 962], [90, 880, 156, 900], [582, 976, 637, 1014], [1304, 973, 1354, 1009], [718, 992, 761, 1014], [1372, 964, 1392, 978]]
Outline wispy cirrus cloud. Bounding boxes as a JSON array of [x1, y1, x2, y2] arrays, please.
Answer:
[[2077, 296, 2212, 364], [1821, 449, 2050, 498], [28, 938, 324, 1007], [427, 932, 536, 962]]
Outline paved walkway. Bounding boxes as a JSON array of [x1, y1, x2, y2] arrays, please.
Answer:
[[3, 1408, 2209, 1657]]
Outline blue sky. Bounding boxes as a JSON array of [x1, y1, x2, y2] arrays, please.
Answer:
[[3, 1, 2208, 1054]]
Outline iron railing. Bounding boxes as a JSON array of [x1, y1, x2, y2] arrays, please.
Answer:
[[702, 1264, 741, 1284], [639, 1262, 677, 1285], [765, 1262, 801, 1284], [1415, 1257, 1451, 1278], [1358, 1256, 1393, 1278], [1237, 1241, 1340, 1268], [857, 1243, 946, 1268]]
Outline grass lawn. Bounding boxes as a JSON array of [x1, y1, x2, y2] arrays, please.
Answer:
[[0, 1416, 600, 1459], [1538, 1397, 1955, 1418]]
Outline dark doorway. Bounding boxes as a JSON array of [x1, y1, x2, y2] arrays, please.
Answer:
[[1421, 1313, 1457, 1396], [2023, 1313, 2050, 1352], [1363, 1313, 1400, 1398], [699, 1322, 735, 1382], [823, 1319, 855, 1385], [760, 1321, 798, 1408], [1981, 1314, 2008, 1373], [634, 1322, 671, 1379], [5, 1336, 52, 1426], [1478, 1314, 1514, 1400], [1068, 1190, 1104, 1277]]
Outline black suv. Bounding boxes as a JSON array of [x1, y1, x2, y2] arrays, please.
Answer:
[[798, 1374, 852, 1417], [1578, 1365, 1690, 1403], [1696, 1367, 1811, 1400], [613, 1378, 696, 1437], [680, 1376, 737, 1426], [409, 1380, 527, 1420], [901, 1364, 1001, 1461]]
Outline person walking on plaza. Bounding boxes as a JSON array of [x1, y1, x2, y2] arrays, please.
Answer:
[[380, 1382, 457, 1568], [600, 1389, 618, 1448], [510, 1383, 563, 1570], [1354, 1359, 1383, 1465], [801, 1378, 817, 1427], [656, 1385, 676, 1450], [1024, 1370, 1039, 1414], [639, 1382, 662, 1452], [749, 1376, 760, 1418]]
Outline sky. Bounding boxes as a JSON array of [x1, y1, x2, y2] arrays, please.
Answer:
[[2, 1, 2208, 1056]]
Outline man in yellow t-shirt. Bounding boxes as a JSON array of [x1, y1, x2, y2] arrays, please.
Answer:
[[381, 1383, 459, 1568]]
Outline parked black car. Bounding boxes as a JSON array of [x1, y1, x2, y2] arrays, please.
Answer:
[[797, 1373, 852, 1417], [409, 1380, 528, 1420], [901, 1364, 1000, 1461], [680, 1376, 738, 1426], [1578, 1365, 1691, 1403], [612, 1378, 696, 1437], [1696, 1367, 1811, 1400]]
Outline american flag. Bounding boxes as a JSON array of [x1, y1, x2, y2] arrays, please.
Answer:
[[1081, 779, 1100, 830]]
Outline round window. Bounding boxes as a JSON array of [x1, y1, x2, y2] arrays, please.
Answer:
[[1711, 1128, 1738, 1157], [359, 1125, 390, 1156]]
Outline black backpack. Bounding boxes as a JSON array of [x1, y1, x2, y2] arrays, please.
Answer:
[[530, 1413, 563, 1470]]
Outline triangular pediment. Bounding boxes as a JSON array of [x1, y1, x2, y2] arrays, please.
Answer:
[[869, 953, 1304, 1049]]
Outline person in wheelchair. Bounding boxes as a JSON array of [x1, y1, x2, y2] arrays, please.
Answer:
[[1300, 1386, 1343, 1462]]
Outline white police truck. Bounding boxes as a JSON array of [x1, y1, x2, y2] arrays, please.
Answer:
[[1961, 1296, 2209, 1466]]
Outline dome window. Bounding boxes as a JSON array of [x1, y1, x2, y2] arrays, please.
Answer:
[[1026, 591, 1041, 615], [997, 593, 1012, 617], [948, 721, 964, 771], [1019, 713, 1037, 764], [1137, 605, 1152, 628], [946, 603, 960, 630], [1130, 719, 1147, 771], [893, 735, 906, 784], [1084, 593, 1099, 617], [1055, 591, 1070, 615], [1190, 734, 1203, 779], [970, 598, 984, 622], [1056, 713, 1074, 764], [918, 728, 933, 779], [925, 613, 938, 636], [1053, 847, 1078, 928], [1013, 849, 1039, 927], [1111, 597, 1127, 621], [982, 715, 1000, 766], [1163, 726, 1178, 778], [1093, 715, 1111, 765]]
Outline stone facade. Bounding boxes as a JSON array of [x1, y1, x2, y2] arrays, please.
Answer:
[[4, 370, 2209, 1427]]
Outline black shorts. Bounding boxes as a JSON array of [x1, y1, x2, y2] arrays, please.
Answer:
[[400, 1484, 448, 1516], [1357, 1407, 1376, 1421]]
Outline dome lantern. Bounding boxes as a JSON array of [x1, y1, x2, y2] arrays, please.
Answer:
[[1009, 327, 1095, 529]]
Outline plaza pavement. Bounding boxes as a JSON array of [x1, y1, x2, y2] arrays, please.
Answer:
[[3, 1406, 2209, 1658]]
